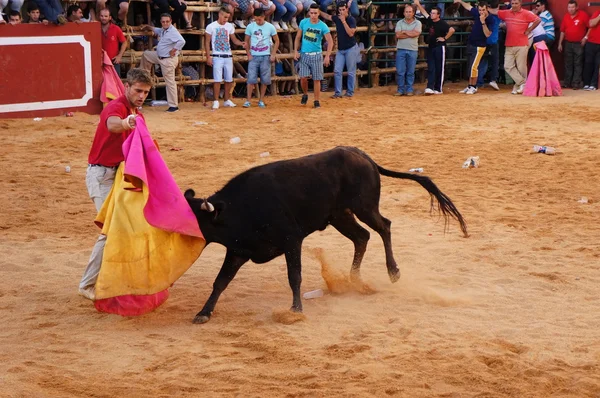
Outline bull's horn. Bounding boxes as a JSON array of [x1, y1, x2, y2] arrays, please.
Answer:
[[201, 200, 215, 212]]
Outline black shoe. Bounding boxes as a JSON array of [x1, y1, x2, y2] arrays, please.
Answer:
[[166, 107, 179, 112], [313, 100, 320, 108], [300, 94, 308, 105]]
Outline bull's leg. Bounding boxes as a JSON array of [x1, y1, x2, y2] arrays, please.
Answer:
[[193, 250, 249, 324], [284, 242, 303, 313], [330, 210, 370, 282], [354, 210, 400, 283]]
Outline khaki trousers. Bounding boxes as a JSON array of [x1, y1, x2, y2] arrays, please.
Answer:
[[504, 46, 528, 86], [140, 51, 179, 108]]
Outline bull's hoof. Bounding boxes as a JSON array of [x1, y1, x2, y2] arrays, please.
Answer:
[[290, 305, 303, 313], [193, 314, 211, 324], [388, 268, 401, 283]]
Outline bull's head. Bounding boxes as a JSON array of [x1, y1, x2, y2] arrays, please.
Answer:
[[184, 189, 224, 226]]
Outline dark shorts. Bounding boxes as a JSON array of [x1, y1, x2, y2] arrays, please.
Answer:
[[467, 44, 486, 79]]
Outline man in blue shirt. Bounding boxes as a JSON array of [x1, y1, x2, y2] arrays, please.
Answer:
[[140, 14, 186, 112], [294, 3, 334, 108], [244, 8, 280, 108], [477, 0, 501, 90], [455, 0, 493, 94], [320, 1, 358, 98]]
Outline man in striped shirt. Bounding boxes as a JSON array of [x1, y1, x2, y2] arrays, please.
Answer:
[[534, 0, 555, 46]]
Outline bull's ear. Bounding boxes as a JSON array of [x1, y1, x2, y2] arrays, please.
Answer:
[[184, 189, 196, 199]]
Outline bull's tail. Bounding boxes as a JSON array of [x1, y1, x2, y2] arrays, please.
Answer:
[[377, 165, 469, 237]]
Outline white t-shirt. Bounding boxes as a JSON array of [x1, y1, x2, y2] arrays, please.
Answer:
[[206, 21, 235, 55]]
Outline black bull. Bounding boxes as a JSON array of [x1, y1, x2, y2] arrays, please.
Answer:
[[185, 147, 468, 324]]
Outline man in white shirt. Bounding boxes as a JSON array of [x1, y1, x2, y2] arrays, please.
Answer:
[[140, 13, 186, 112], [206, 6, 247, 109]]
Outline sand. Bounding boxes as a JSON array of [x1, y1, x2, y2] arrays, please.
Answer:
[[1, 84, 599, 397]]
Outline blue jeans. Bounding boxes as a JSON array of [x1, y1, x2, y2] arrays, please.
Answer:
[[31, 0, 63, 23], [274, 0, 297, 22], [395, 48, 418, 94], [477, 43, 499, 86], [334, 44, 359, 95], [319, 0, 359, 17]]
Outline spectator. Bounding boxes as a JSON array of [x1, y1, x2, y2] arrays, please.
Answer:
[[0, 0, 24, 19], [66, 4, 83, 22], [293, 3, 334, 108], [290, 0, 315, 29], [28, 0, 67, 24], [534, 0, 555, 47], [27, 4, 48, 24], [394, 4, 421, 96], [100, 9, 127, 76], [153, 0, 186, 28], [205, 6, 247, 109], [182, 63, 200, 100], [8, 9, 21, 24], [455, 0, 493, 95], [376, 2, 397, 31], [477, 0, 500, 90], [582, 10, 600, 90], [244, 8, 279, 107], [79, 2, 95, 22], [321, 0, 358, 19], [558, 0, 588, 89], [320, 0, 358, 98], [116, 0, 129, 26], [414, 0, 455, 95], [139, 13, 186, 112], [272, 0, 297, 30], [252, 0, 277, 24], [489, 0, 540, 94]]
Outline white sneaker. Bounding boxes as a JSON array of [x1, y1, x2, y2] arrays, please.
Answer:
[[280, 21, 289, 30], [272, 21, 281, 30], [489, 81, 499, 91], [511, 84, 518, 95], [459, 87, 469, 94], [234, 19, 246, 28], [424, 88, 435, 95], [589, 86, 597, 91], [516, 83, 525, 94], [224, 99, 236, 107], [466, 86, 477, 95], [290, 17, 298, 29], [212, 100, 219, 109], [433, 90, 443, 95], [78, 286, 96, 301], [583, 85, 590, 90]]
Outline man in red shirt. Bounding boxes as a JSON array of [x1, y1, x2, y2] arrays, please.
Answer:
[[79, 68, 153, 300], [100, 8, 128, 77], [490, 0, 540, 94], [558, 1, 589, 89], [583, 10, 600, 90]]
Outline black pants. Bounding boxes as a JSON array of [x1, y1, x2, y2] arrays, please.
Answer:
[[583, 42, 600, 88], [153, 0, 186, 25], [564, 41, 584, 88], [426, 46, 446, 92]]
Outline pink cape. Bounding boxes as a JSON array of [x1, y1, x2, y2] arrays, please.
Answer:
[[100, 50, 125, 104], [94, 117, 204, 316], [524, 41, 562, 97]]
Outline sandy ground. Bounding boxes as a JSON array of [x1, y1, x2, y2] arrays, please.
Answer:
[[1, 84, 600, 397]]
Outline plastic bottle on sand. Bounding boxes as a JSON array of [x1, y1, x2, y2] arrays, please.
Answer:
[[303, 289, 323, 299], [532, 145, 556, 155], [230, 137, 241, 144]]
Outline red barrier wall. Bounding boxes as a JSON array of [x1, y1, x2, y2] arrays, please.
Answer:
[[0, 23, 103, 119]]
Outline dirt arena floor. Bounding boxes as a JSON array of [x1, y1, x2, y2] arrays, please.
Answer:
[[1, 84, 599, 397]]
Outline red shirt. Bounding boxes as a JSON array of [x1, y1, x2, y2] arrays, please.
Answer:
[[588, 11, 600, 44], [102, 23, 126, 60], [88, 95, 137, 167], [498, 9, 539, 47], [560, 10, 589, 42]]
